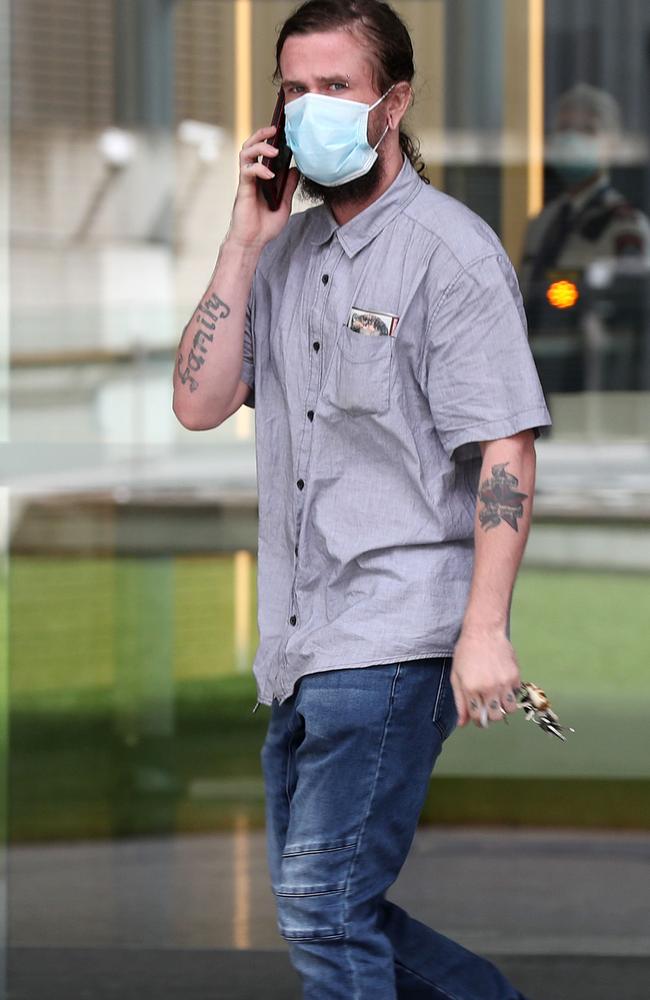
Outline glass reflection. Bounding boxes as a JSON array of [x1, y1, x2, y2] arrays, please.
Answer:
[[520, 82, 650, 397], [4, 2, 650, 997]]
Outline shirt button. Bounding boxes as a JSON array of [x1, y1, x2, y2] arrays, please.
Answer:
[[297, 479, 304, 490], [313, 341, 320, 352], [307, 410, 314, 421], [289, 615, 297, 626], [322, 274, 329, 285]]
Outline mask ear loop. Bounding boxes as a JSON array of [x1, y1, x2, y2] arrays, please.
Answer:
[[368, 82, 397, 112], [369, 83, 397, 152], [368, 83, 397, 153], [373, 123, 390, 152]]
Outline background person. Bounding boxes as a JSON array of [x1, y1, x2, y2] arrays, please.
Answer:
[[519, 82, 650, 394]]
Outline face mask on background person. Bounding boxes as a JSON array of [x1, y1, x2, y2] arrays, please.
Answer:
[[284, 85, 395, 187], [545, 128, 603, 186]]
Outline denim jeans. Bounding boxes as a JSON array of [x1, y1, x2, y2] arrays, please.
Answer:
[[260, 658, 528, 999]]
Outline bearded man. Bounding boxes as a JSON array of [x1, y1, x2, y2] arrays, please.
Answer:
[[173, 2, 550, 997]]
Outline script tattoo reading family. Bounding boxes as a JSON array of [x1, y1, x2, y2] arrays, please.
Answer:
[[177, 292, 231, 393]]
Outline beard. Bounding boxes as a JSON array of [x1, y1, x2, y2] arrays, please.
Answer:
[[297, 118, 387, 209]]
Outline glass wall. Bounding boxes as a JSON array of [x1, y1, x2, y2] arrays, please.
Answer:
[[4, 2, 649, 997], [2, 0, 10, 992]]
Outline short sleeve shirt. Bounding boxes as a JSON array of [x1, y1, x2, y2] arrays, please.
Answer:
[[241, 157, 551, 707]]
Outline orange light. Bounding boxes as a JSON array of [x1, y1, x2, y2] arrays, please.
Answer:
[[546, 279, 579, 309]]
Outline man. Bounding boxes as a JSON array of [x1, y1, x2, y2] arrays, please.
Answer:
[[173, 2, 550, 996], [520, 82, 650, 394]]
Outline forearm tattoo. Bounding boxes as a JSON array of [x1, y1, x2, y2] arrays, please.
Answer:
[[176, 292, 231, 393], [478, 462, 528, 532]]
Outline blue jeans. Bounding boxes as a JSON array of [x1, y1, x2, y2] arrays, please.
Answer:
[[260, 658, 527, 999]]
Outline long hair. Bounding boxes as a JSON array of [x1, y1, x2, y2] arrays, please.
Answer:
[[274, 0, 429, 183]]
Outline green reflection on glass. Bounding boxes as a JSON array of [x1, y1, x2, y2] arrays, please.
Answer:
[[7, 558, 650, 842]]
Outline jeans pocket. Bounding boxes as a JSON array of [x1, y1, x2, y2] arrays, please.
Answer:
[[431, 656, 458, 740], [326, 323, 393, 416]]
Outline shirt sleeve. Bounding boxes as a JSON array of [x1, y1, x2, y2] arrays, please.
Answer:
[[240, 281, 256, 409], [421, 252, 552, 460]]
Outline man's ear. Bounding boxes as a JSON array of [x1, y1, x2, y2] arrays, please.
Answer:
[[386, 82, 413, 130]]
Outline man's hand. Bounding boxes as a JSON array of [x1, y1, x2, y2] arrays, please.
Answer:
[[450, 626, 522, 727], [230, 126, 300, 250]]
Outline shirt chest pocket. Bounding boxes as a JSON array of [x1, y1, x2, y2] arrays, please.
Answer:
[[325, 323, 393, 416]]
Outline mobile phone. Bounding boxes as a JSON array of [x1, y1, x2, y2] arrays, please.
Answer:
[[258, 89, 293, 211]]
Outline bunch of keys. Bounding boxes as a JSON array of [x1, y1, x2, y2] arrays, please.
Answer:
[[515, 681, 575, 741]]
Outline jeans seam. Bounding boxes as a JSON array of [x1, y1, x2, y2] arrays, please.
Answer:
[[282, 928, 344, 941], [431, 658, 448, 720], [432, 656, 452, 739], [282, 842, 357, 858], [341, 660, 403, 1000], [285, 734, 293, 807], [285, 724, 301, 808], [276, 887, 345, 897], [394, 957, 461, 1000]]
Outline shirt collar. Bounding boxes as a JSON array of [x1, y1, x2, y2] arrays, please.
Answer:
[[307, 157, 423, 258]]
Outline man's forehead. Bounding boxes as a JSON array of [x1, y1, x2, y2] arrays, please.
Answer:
[[279, 29, 375, 83]]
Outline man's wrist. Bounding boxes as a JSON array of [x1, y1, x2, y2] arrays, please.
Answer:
[[459, 615, 508, 639], [219, 233, 264, 269]]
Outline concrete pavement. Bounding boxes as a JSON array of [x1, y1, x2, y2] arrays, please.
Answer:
[[8, 825, 650, 998]]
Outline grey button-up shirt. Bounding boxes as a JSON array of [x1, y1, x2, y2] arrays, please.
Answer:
[[241, 157, 551, 707]]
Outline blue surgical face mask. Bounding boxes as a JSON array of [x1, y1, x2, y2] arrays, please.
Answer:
[[545, 129, 602, 185], [284, 86, 394, 187]]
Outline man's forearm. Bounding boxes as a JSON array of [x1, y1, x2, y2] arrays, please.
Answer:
[[461, 430, 536, 635], [172, 237, 261, 430]]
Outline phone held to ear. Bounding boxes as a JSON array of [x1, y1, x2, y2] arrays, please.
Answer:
[[258, 89, 294, 211]]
